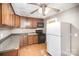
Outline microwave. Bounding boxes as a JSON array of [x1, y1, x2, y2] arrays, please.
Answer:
[[37, 22, 44, 28]]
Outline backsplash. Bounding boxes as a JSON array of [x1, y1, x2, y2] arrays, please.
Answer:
[[11, 28, 44, 34], [0, 29, 11, 40], [0, 28, 44, 40]]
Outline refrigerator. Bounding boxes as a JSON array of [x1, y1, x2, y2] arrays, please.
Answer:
[[46, 19, 79, 56]]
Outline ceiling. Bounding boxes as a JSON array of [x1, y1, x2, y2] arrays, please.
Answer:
[[11, 3, 79, 19]]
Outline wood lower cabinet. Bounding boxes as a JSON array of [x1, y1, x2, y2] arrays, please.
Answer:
[[19, 35, 28, 48], [33, 35, 38, 44], [28, 35, 38, 45], [0, 50, 18, 56], [28, 35, 34, 45], [19, 35, 38, 48]]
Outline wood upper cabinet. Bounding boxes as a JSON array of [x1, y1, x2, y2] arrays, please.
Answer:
[[2, 3, 14, 26], [0, 4, 2, 25], [14, 15, 20, 28], [26, 19, 37, 28], [0, 3, 21, 27], [32, 19, 37, 28], [30, 19, 44, 28]]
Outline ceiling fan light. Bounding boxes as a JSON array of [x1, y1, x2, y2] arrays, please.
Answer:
[[38, 7, 50, 15], [45, 7, 50, 15], [38, 8, 42, 14]]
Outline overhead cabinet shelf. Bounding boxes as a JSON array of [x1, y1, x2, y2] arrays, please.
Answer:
[[0, 3, 20, 28]]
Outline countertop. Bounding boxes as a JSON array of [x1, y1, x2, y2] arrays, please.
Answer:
[[0, 32, 38, 53], [0, 35, 20, 53]]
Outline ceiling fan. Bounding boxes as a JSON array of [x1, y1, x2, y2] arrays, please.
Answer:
[[28, 3, 60, 16]]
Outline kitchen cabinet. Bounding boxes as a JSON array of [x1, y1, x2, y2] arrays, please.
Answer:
[[28, 35, 34, 45], [33, 35, 38, 44], [0, 50, 18, 56], [15, 15, 20, 27], [19, 35, 28, 48], [28, 35, 38, 45], [14, 15, 20, 28], [20, 17, 44, 28], [0, 3, 21, 27], [32, 19, 37, 28], [20, 35, 38, 46], [20, 17, 32, 28], [0, 4, 2, 25], [2, 3, 14, 27], [31, 19, 44, 28]]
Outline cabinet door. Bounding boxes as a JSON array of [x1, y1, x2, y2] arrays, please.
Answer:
[[2, 50, 18, 56], [32, 19, 37, 28], [20, 35, 28, 48], [0, 4, 2, 25], [15, 15, 20, 28], [23, 36, 28, 46], [33, 35, 38, 44], [2, 3, 10, 25], [28, 35, 34, 45], [9, 14, 15, 27], [2, 3, 14, 26], [19, 36, 24, 48]]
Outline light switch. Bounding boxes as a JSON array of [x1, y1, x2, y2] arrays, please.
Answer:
[[74, 33, 78, 37]]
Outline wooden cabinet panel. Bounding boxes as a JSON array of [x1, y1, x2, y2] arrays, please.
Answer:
[[19, 36, 24, 48], [32, 19, 37, 28], [15, 15, 20, 28], [19, 35, 27, 48], [29, 19, 44, 28], [2, 4, 10, 25], [23, 36, 28, 46], [33, 35, 38, 44], [28, 35, 34, 45], [28, 35, 38, 45], [0, 3, 21, 27], [0, 4, 2, 25], [1, 3, 15, 27], [1, 50, 18, 56]]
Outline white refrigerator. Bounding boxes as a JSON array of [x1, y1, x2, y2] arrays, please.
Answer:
[[46, 19, 79, 56]]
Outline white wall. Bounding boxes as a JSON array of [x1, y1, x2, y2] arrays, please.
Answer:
[[57, 5, 79, 29], [0, 28, 11, 40], [43, 19, 47, 33]]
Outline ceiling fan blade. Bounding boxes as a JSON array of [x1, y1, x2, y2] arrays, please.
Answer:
[[42, 4, 46, 16], [28, 3, 41, 7], [47, 6, 60, 12], [30, 9, 39, 14]]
